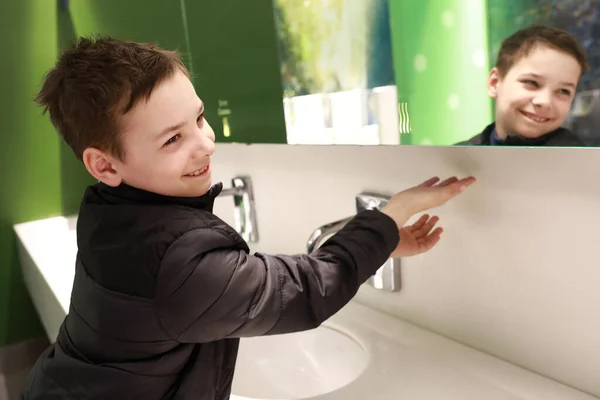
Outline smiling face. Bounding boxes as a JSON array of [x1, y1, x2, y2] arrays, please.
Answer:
[[489, 45, 582, 140], [83, 69, 216, 197]]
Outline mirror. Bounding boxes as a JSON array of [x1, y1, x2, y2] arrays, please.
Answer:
[[272, 0, 600, 147], [64, 0, 600, 147]]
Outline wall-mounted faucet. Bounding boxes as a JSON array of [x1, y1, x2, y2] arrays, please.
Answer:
[[220, 176, 259, 243], [306, 192, 402, 292], [355, 193, 401, 292]]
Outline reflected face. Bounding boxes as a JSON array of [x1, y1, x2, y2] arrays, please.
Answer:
[[489, 45, 581, 140], [110, 70, 216, 197]]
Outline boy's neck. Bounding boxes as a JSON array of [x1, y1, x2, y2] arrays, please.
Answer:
[[492, 123, 559, 145]]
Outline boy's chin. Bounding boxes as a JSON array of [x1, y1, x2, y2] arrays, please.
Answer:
[[185, 180, 213, 197], [512, 122, 558, 139], [516, 128, 555, 139]]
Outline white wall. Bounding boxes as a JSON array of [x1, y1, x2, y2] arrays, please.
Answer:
[[211, 143, 600, 398]]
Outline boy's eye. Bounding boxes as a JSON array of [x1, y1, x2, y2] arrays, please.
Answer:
[[164, 133, 181, 147], [523, 79, 539, 88], [559, 89, 572, 96]]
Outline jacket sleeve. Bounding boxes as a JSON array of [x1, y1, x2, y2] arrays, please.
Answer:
[[154, 209, 399, 343]]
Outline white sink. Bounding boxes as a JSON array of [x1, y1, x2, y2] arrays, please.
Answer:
[[231, 326, 367, 399]]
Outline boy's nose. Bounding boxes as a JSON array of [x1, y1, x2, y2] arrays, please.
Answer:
[[532, 91, 552, 108], [187, 126, 215, 159], [203, 136, 215, 156], [194, 131, 215, 157]]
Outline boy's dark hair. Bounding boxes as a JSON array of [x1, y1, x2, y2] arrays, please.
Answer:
[[495, 24, 589, 78], [35, 36, 189, 161]]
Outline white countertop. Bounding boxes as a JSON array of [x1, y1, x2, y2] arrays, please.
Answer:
[[14, 216, 599, 400]]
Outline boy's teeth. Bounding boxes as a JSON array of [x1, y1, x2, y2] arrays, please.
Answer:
[[189, 166, 207, 176], [524, 111, 548, 123]]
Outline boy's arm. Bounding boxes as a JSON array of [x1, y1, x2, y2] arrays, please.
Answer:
[[154, 210, 398, 343]]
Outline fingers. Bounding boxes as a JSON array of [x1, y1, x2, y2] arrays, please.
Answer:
[[417, 177, 440, 187], [419, 176, 476, 192], [409, 215, 439, 237], [407, 214, 429, 231], [457, 176, 476, 192], [392, 176, 476, 219], [440, 176, 476, 199], [436, 177, 459, 187], [436, 176, 476, 189], [418, 227, 443, 251]]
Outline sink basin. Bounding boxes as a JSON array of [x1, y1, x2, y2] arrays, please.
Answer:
[[231, 325, 367, 399]]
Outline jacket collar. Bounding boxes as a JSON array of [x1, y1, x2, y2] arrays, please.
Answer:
[[480, 122, 574, 146], [85, 181, 223, 212]]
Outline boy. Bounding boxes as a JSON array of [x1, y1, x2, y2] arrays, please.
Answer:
[[22, 36, 474, 399], [458, 24, 588, 146]]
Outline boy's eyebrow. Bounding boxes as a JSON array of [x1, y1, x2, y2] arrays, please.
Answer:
[[156, 103, 205, 138], [521, 72, 577, 88]]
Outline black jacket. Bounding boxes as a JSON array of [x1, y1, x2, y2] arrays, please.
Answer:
[[21, 181, 399, 400], [456, 122, 584, 146]]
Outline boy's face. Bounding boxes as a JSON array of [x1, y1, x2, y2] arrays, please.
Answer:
[[488, 45, 581, 139], [88, 70, 216, 197]]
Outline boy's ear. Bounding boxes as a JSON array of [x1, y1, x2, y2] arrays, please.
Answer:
[[487, 67, 502, 99], [82, 147, 123, 187]]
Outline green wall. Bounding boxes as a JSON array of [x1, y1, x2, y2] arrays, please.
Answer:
[[0, 0, 94, 347], [0, 0, 61, 346]]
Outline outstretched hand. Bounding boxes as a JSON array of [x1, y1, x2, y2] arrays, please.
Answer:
[[382, 176, 476, 229], [382, 175, 476, 258], [392, 214, 442, 257]]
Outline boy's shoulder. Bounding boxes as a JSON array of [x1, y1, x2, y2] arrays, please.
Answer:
[[544, 127, 585, 146], [72, 185, 249, 298], [454, 123, 494, 145], [80, 198, 221, 237], [76, 184, 248, 260]]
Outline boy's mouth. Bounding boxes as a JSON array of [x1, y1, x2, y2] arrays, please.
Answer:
[[184, 164, 210, 177], [519, 110, 550, 123]]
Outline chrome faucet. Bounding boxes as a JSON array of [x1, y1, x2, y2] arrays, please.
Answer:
[[220, 176, 259, 243], [306, 192, 401, 292]]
